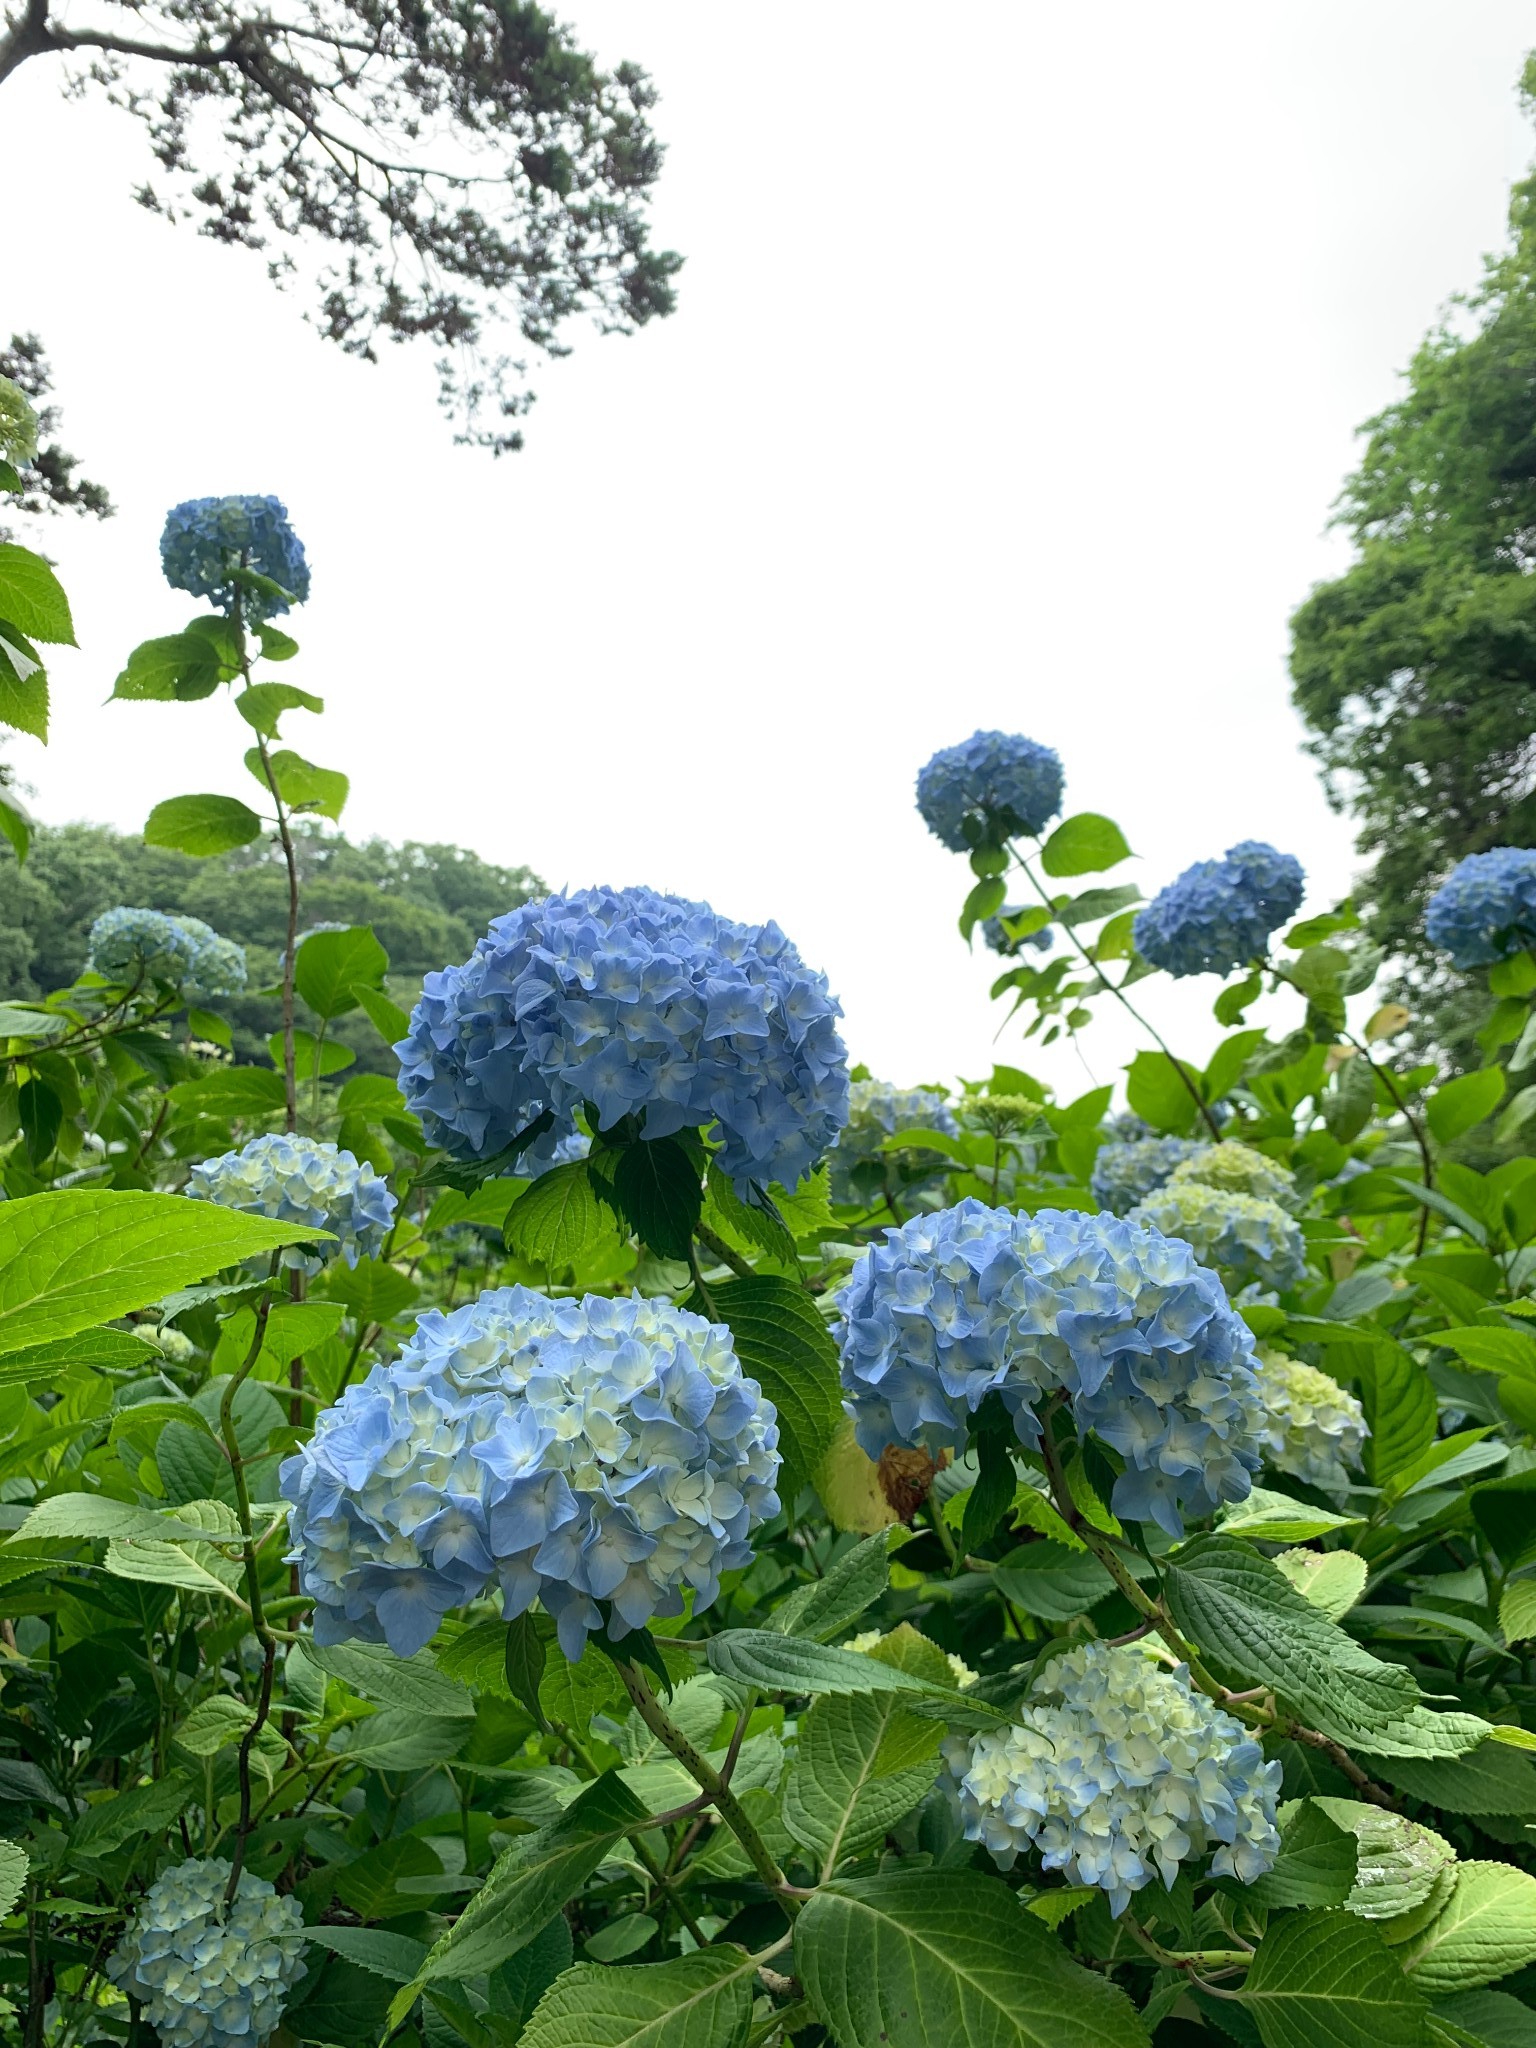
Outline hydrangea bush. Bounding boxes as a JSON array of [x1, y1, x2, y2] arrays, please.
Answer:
[[946, 1640, 1282, 1915], [7, 524, 1536, 2048], [105, 1858, 305, 2048], [396, 884, 849, 1191]]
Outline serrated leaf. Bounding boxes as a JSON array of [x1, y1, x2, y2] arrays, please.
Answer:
[[1358, 1342, 1438, 1485], [320, 1256, 418, 1325], [488, 1918, 574, 2035], [306, 1639, 474, 1717], [1276, 1548, 1368, 1622], [1358, 1741, 1536, 1819], [991, 1543, 1115, 1620], [145, 793, 265, 857], [794, 1869, 1150, 2048], [294, 924, 388, 1021], [1428, 1073, 1505, 1145], [1218, 1488, 1364, 1544], [249, 747, 348, 820], [305, 1927, 428, 1984], [771, 1530, 891, 1641], [170, 1065, 290, 1118], [704, 1629, 958, 1700], [1399, 1863, 1536, 1994], [519, 1947, 758, 2048], [1040, 813, 1133, 879], [505, 1163, 614, 1270], [0, 544, 75, 644], [0, 1326, 159, 1388], [1307, 1799, 1457, 1920], [70, 1772, 195, 1856], [611, 1138, 701, 1260], [1433, 1989, 1536, 2047], [0, 1190, 326, 1355], [0, 633, 46, 740], [1437, 1328, 1536, 1385], [0, 1841, 27, 1917], [111, 633, 222, 702], [175, 1695, 256, 1757], [1500, 1580, 1536, 1646], [783, 1692, 941, 1872], [235, 682, 324, 736], [342, 1711, 468, 1770], [1245, 1799, 1359, 1910], [1234, 1908, 1427, 2047], [688, 1275, 842, 1503]]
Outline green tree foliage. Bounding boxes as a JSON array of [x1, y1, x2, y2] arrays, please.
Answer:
[[0, 820, 542, 1064], [1289, 57, 1536, 1019]]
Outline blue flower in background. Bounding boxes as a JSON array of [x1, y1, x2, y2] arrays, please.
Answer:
[[946, 1639, 1281, 1916], [160, 495, 310, 620], [175, 916, 249, 1001], [187, 1134, 395, 1276], [1425, 847, 1536, 969], [1134, 841, 1304, 977], [916, 731, 1064, 851], [982, 907, 1054, 956], [87, 907, 200, 987], [106, 1856, 305, 2048], [1130, 1180, 1307, 1295], [1252, 1346, 1368, 1496], [1089, 1135, 1203, 1216], [396, 885, 849, 1193], [834, 1199, 1263, 1535], [282, 1286, 781, 1660], [829, 1079, 959, 1203]]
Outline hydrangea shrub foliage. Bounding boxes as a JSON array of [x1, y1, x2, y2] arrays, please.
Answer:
[[3, 552, 1536, 2048]]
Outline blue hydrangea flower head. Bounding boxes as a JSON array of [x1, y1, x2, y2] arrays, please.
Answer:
[[1134, 842, 1304, 977], [187, 1134, 395, 1276], [916, 731, 1064, 851], [173, 916, 249, 1002], [160, 496, 310, 620], [1089, 1136, 1203, 1216], [1129, 1181, 1307, 1295], [1253, 1346, 1368, 1496], [982, 907, 1054, 957], [283, 1285, 781, 1661], [87, 907, 200, 987], [396, 885, 849, 1193], [106, 1856, 305, 2048], [946, 1639, 1281, 1916], [1170, 1139, 1297, 1211], [835, 1199, 1264, 1535], [1425, 848, 1536, 970], [829, 1080, 959, 1203]]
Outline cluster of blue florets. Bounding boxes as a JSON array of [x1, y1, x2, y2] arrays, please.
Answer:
[[1252, 1347, 1369, 1496], [829, 1080, 959, 1203], [160, 495, 310, 620], [396, 886, 849, 1193], [187, 1134, 395, 1276], [106, 1857, 305, 2048], [946, 1640, 1281, 1916], [87, 908, 249, 1000], [282, 1287, 781, 1661], [1130, 1181, 1307, 1295], [834, 1200, 1263, 1534], [1089, 1136, 1203, 1216], [1424, 848, 1536, 970], [916, 731, 1064, 851], [982, 908, 1054, 957], [1134, 842, 1305, 977]]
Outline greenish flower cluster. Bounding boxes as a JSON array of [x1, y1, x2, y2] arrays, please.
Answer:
[[1130, 1179, 1307, 1294], [1169, 1139, 1297, 1210], [1253, 1345, 1369, 1495]]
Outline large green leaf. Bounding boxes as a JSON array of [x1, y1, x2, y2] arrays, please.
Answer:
[[144, 793, 265, 857], [488, 1919, 574, 2036], [1234, 1908, 1427, 2047], [0, 544, 75, 644], [235, 682, 324, 735], [305, 1928, 428, 1984], [992, 1543, 1116, 1620], [611, 1137, 702, 1259], [0, 630, 46, 740], [1218, 1488, 1364, 1545], [0, 1190, 327, 1355], [1398, 1864, 1536, 1993], [519, 1948, 758, 2048], [505, 1163, 614, 1270], [1352, 1342, 1439, 1485], [782, 1692, 942, 1872], [1125, 1049, 1204, 1136], [170, 1066, 289, 1118], [793, 1869, 1150, 2048], [306, 1640, 474, 1718], [771, 1530, 891, 1641], [397, 1773, 650, 2008], [1436, 1328, 1536, 1384], [1359, 1741, 1536, 1819], [112, 633, 223, 702], [705, 1629, 962, 1701], [0, 1326, 160, 1388], [1428, 1072, 1505, 1145], [1245, 1799, 1360, 1910], [1040, 813, 1132, 878], [1306, 1799, 1457, 1921], [250, 747, 349, 820], [294, 924, 388, 1021], [687, 1275, 842, 1502]]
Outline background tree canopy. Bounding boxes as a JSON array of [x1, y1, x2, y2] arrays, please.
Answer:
[[0, 0, 681, 449], [1289, 55, 1536, 1063], [0, 821, 543, 1066]]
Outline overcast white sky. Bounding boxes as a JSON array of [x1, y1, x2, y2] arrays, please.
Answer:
[[3, 3, 1534, 1099]]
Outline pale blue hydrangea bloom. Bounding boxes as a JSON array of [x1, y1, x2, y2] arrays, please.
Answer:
[[87, 907, 200, 987], [1252, 1346, 1368, 1496], [175, 917, 249, 1001], [981, 908, 1054, 956], [1425, 848, 1536, 969], [1130, 1181, 1307, 1295], [1134, 842, 1304, 977], [187, 1134, 395, 1276], [396, 885, 849, 1193], [829, 1080, 959, 1203], [1169, 1139, 1297, 1211], [160, 495, 310, 620], [105, 1856, 305, 2048], [282, 1286, 781, 1661], [946, 1640, 1281, 1916], [834, 1199, 1263, 1535], [1089, 1136, 1203, 1216], [916, 731, 1064, 851]]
